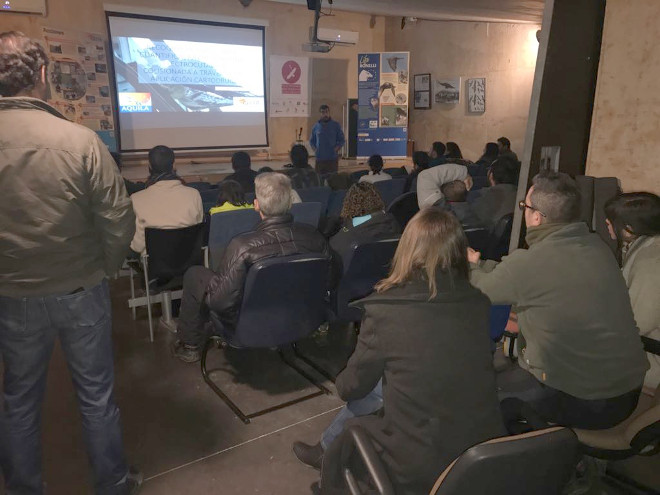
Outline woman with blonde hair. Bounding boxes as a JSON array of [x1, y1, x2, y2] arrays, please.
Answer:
[[296, 208, 505, 495]]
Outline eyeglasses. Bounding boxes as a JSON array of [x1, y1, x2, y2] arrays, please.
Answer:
[[518, 200, 546, 217]]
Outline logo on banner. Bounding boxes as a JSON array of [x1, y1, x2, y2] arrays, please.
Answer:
[[359, 55, 377, 68], [282, 61, 302, 84]]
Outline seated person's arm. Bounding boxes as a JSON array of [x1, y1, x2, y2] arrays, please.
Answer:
[[469, 249, 520, 306], [336, 313, 385, 402], [205, 239, 249, 314]]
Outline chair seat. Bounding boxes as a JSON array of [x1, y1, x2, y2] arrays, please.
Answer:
[[575, 387, 659, 452]]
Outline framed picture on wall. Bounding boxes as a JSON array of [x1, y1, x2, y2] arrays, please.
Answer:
[[414, 73, 431, 92], [467, 77, 486, 113], [414, 90, 431, 109], [434, 78, 461, 104]]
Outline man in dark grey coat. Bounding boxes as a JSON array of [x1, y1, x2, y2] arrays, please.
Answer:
[[472, 156, 520, 230]]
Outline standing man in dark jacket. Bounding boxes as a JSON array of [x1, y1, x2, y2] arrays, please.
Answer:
[[310, 104, 345, 174], [0, 32, 140, 493], [172, 173, 330, 362]]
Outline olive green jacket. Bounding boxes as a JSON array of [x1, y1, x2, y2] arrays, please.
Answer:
[[471, 222, 648, 400], [0, 97, 134, 296]]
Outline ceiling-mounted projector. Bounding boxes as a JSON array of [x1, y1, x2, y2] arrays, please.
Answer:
[[302, 42, 332, 53]]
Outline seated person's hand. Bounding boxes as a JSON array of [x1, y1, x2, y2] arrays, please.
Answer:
[[467, 247, 481, 264], [505, 312, 519, 334]]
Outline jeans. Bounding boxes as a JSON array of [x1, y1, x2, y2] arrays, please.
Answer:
[[0, 280, 130, 494], [321, 379, 383, 450]]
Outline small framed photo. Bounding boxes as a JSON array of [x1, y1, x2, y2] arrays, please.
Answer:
[[414, 73, 431, 92], [467, 77, 486, 113], [414, 90, 431, 109]]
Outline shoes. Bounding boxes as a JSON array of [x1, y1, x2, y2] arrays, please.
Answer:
[[126, 467, 143, 495], [293, 441, 324, 470], [171, 340, 201, 363]]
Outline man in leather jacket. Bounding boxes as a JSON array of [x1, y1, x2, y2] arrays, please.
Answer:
[[172, 173, 330, 362]]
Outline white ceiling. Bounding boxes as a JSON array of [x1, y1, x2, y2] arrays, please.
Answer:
[[266, 0, 545, 23]]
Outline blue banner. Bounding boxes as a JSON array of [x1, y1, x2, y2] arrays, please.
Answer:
[[357, 52, 409, 158]]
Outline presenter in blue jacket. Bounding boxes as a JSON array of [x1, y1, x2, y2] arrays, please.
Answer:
[[310, 104, 346, 174]]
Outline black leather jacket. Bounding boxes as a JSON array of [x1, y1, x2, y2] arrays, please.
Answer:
[[206, 214, 330, 325]]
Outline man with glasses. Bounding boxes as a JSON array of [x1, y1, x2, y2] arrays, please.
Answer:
[[468, 171, 648, 430]]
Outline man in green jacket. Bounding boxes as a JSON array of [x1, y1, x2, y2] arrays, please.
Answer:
[[0, 32, 140, 493], [469, 171, 648, 429]]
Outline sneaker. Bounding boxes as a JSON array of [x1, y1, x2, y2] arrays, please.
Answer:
[[126, 467, 143, 495], [171, 340, 201, 363], [293, 441, 324, 470]]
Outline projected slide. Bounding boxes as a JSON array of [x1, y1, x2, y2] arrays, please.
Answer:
[[107, 13, 268, 151], [113, 37, 264, 114]]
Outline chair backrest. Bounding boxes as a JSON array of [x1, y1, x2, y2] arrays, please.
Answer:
[[291, 202, 323, 228], [231, 254, 330, 348], [245, 191, 256, 204], [200, 188, 220, 212], [383, 166, 408, 178], [464, 228, 489, 253], [336, 238, 399, 321], [489, 305, 511, 342], [374, 178, 407, 207], [187, 181, 212, 191], [144, 223, 205, 283], [350, 170, 370, 183], [296, 186, 332, 212], [484, 213, 514, 261], [327, 189, 347, 217], [208, 209, 261, 270], [431, 427, 579, 495], [386, 191, 419, 230]]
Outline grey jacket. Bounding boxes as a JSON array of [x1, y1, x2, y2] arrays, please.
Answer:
[[0, 97, 134, 296], [472, 183, 518, 230], [471, 223, 648, 400]]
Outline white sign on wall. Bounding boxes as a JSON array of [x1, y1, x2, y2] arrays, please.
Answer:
[[269, 55, 309, 117]]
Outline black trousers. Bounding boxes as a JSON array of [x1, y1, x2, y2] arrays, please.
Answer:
[[497, 365, 641, 430], [177, 266, 216, 348]]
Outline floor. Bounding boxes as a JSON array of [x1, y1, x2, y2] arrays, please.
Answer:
[[1, 277, 659, 494]]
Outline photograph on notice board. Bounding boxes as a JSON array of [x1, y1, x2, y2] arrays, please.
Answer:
[[434, 78, 460, 104]]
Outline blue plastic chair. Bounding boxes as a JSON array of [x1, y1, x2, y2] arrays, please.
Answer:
[[295, 186, 332, 212], [327, 189, 347, 217], [383, 166, 408, 178], [203, 253, 332, 423], [207, 209, 260, 270], [386, 191, 419, 230], [291, 202, 323, 228], [187, 181, 212, 191], [464, 228, 489, 253], [490, 305, 512, 342], [350, 170, 369, 183], [200, 189, 219, 213], [374, 178, 407, 207]]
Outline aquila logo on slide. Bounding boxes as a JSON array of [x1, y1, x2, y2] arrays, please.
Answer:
[[359, 55, 376, 69], [118, 93, 153, 113]]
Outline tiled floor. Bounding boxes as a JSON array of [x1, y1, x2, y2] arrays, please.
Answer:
[[1, 277, 659, 494]]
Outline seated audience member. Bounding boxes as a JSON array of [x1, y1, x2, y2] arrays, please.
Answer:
[[224, 151, 258, 193], [257, 166, 273, 174], [469, 142, 499, 177], [294, 209, 506, 494], [172, 173, 330, 362], [441, 180, 483, 229], [497, 136, 518, 162], [358, 154, 392, 184], [209, 180, 253, 215], [445, 141, 471, 166], [429, 141, 447, 167], [330, 182, 400, 271], [471, 157, 519, 230], [605, 192, 660, 389], [416, 162, 470, 208], [405, 151, 430, 192], [111, 151, 145, 195], [284, 144, 320, 189], [470, 171, 648, 429], [129, 145, 203, 255]]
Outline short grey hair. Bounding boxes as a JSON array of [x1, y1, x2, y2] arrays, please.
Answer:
[[530, 171, 582, 223], [255, 172, 293, 217]]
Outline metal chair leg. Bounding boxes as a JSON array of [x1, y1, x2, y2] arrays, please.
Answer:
[[201, 338, 331, 425], [292, 342, 337, 383], [142, 256, 154, 342], [161, 290, 173, 324], [129, 266, 136, 320]]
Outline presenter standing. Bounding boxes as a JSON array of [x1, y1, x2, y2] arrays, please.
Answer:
[[310, 104, 345, 174]]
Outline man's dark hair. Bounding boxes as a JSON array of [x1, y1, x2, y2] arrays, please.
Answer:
[[368, 154, 384, 174], [231, 151, 251, 171], [217, 180, 248, 207], [605, 192, 660, 239], [412, 151, 430, 170], [482, 142, 499, 160], [530, 171, 582, 224], [290, 144, 309, 168], [446, 142, 463, 159], [441, 180, 468, 202], [257, 166, 273, 174], [432, 141, 446, 157], [319, 104, 329, 111], [148, 145, 175, 174], [0, 31, 49, 97], [490, 157, 520, 185], [497, 136, 511, 150]]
